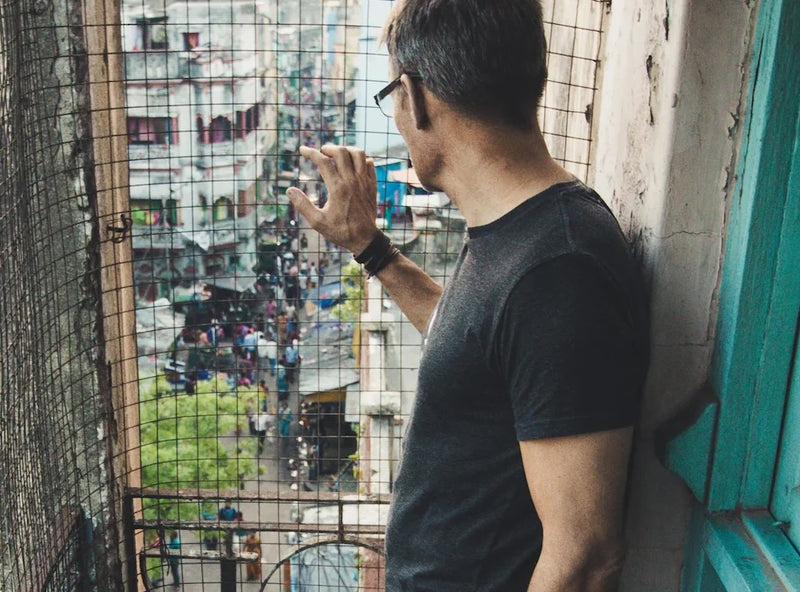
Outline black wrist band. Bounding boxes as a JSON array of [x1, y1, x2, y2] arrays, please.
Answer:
[[354, 231, 399, 277], [365, 245, 400, 278], [354, 231, 390, 264]]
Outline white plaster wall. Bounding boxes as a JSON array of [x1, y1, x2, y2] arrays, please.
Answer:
[[591, 0, 755, 589]]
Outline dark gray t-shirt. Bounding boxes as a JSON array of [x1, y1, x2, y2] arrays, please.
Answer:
[[384, 180, 649, 592]]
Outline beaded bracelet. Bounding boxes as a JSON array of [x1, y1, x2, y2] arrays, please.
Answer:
[[354, 231, 400, 278]]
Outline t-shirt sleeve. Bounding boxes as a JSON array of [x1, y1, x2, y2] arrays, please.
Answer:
[[495, 252, 642, 441]]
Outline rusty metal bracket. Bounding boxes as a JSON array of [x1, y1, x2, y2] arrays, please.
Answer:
[[106, 214, 131, 243]]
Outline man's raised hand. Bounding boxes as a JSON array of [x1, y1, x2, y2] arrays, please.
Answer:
[[286, 144, 379, 256]]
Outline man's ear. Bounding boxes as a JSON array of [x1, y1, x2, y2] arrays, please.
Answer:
[[401, 73, 430, 129]]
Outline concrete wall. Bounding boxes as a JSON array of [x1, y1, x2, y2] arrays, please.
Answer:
[[0, 0, 128, 588], [591, 0, 757, 588]]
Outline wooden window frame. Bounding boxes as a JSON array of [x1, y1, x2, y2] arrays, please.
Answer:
[[667, 0, 800, 589], [85, 0, 143, 588]]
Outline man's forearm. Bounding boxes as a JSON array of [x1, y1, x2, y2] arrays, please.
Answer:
[[528, 544, 624, 592], [374, 252, 442, 333]]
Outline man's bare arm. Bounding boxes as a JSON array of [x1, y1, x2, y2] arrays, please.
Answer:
[[371, 252, 442, 332], [520, 427, 633, 591], [287, 144, 442, 332]]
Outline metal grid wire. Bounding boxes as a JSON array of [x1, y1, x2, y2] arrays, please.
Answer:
[[0, 0, 606, 590], [0, 0, 124, 590]]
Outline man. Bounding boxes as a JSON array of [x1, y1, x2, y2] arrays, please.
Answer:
[[287, 1, 649, 590], [242, 326, 258, 355], [283, 339, 300, 384], [277, 399, 292, 438], [167, 531, 181, 589], [218, 500, 237, 522], [253, 408, 272, 455]]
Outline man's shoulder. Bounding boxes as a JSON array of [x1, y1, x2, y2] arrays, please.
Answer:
[[491, 181, 625, 267]]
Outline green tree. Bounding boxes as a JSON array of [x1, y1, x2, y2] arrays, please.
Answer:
[[138, 376, 262, 522], [331, 260, 365, 322]]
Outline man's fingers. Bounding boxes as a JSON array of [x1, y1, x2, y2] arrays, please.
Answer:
[[366, 158, 377, 186], [320, 144, 355, 176], [347, 147, 368, 177], [286, 187, 322, 228], [299, 145, 337, 179]]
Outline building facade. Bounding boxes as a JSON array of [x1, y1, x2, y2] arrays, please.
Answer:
[[122, 0, 278, 301]]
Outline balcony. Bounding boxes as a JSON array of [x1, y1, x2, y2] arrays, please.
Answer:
[[125, 50, 265, 83], [125, 51, 187, 81], [197, 132, 262, 163], [128, 143, 176, 162]]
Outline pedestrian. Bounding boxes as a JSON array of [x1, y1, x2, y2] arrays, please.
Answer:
[[283, 339, 300, 384], [298, 270, 308, 301], [265, 298, 277, 320], [242, 326, 257, 354], [253, 408, 271, 454], [218, 500, 237, 522], [243, 533, 263, 581], [246, 405, 256, 436], [278, 399, 292, 438], [145, 533, 164, 588], [285, 312, 297, 342], [286, 1, 649, 589], [263, 314, 276, 341], [167, 531, 181, 589], [266, 337, 278, 377], [309, 262, 318, 289], [276, 312, 288, 345], [276, 366, 289, 402], [258, 380, 270, 411]]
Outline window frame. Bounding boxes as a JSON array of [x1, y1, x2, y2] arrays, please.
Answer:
[[670, 0, 800, 588], [127, 116, 177, 145]]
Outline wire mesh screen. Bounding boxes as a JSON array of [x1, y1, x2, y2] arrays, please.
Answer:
[[0, 0, 126, 590], [1, 0, 606, 590]]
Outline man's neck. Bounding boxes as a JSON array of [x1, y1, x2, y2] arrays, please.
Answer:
[[435, 119, 573, 228]]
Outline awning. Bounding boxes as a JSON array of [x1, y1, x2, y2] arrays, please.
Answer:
[[178, 229, 211, 251], [298, 367, 359, 398], [404, 192, 450, 210], [204, 273, 257, 293], [304, 389, 347, 404], [389, 168, 422, 188]]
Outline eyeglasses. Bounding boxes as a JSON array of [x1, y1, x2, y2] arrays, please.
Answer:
[[374, 73, 423, 118]]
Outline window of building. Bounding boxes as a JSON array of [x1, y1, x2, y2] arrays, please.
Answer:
[[164, 198, 179, 226], [209, 116, 232, 143], [234, 105, 261, 139], [127, 117, 177, 145], [130, 199, 162, 225], [136, 17, 168, 51], [183, 32, 199, 51], [213, 197, 233, 221]]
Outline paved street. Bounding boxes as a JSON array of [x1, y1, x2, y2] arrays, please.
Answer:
[[141, 202, 450, 591], [144, 219, 360, 592]]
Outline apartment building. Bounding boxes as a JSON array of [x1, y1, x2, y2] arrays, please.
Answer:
[[122, 0, 278, 300]]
